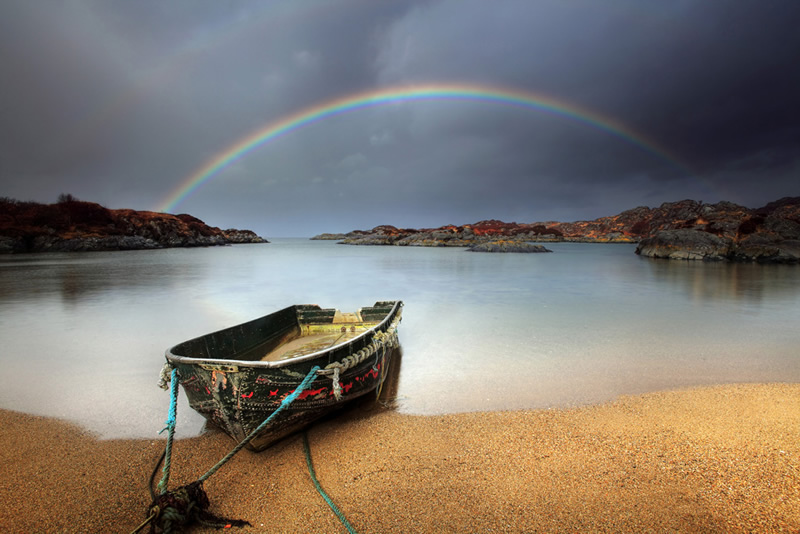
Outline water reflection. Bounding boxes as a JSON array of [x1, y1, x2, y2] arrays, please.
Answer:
[[0, 250, 207, 304], [639, 257, 800, 304], [0, 242, 797, 440], [377, 345, 404, 409]]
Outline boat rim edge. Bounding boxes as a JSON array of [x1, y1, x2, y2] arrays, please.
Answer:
[[163, 300, 403, 369]]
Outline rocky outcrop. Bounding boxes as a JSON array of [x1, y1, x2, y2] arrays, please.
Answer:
[[221, 229, 266, 244], [635, 197, 800, 262], [553, 199, 758, 242], [636, 231, 800, 263], [310, 233, 348, 240], [634, 230, 733, 261], [334, 220, 564, 248], [0, 198, 268, 253], [729, 236, 800, 263], [314, 197, 800, 263], [467, 241, 553, 253]]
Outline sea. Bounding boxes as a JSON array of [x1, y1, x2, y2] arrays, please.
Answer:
[[0, 239, 798, 440]]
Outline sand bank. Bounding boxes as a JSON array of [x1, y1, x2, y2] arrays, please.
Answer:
[[1, 383, 798, 533]]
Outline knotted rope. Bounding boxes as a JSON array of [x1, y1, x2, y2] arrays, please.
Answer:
[[318, 316, 401, 400], [134, 365, 322, 533]]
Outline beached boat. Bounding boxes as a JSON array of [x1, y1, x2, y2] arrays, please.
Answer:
[[163, 301, 403, 451]]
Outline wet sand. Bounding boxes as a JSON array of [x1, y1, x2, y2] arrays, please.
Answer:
[[1, 383, 798, 533]]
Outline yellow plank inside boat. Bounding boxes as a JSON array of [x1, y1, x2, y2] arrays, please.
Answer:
[[260, 309, 379, 362]]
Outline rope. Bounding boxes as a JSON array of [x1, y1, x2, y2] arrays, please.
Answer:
[[374, 342, 388, 399], [136, 365, 322, 533], [157, 362, 173, 390], [140, 307, 402, 532], [303, 432, 358, 534], [319, 317, 401, 400], [148, 450, 167, 501], [198, 365, 321, 482], [157, 367, 179, 494]]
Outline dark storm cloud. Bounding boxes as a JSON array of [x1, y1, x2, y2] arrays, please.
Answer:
[[1, 0, 798, 236]]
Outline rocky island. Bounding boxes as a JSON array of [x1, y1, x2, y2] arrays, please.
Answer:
[[313, 197, 800, 263], [467, 241, 552, 253], [0, 196, 267, 253]]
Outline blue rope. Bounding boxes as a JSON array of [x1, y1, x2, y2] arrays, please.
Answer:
[[161, 368, 179, 434], [198, 365, 322, 482], [145, 365, 324, 533], [157, 367, 179, 494], [303, 432, 358, 534]]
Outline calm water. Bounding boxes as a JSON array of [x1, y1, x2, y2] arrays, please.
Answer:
[[1, 239, 798, 440]]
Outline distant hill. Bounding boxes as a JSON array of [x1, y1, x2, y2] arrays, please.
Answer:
[[312, 197, 800, 262], [0, 196, 267, 253]]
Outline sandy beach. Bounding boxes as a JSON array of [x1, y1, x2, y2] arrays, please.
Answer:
[[1, 383, 798, 533]]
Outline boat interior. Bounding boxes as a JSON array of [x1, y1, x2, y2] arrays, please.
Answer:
[[261, 309, 379, 362], [167, 301, 398, 365]]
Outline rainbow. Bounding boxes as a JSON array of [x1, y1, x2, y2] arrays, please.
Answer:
[[157, 83, 693, 212]]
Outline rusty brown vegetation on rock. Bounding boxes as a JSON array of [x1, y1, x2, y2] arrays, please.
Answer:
[[0, 196, 267, 253], [316, 197, 800, 261]]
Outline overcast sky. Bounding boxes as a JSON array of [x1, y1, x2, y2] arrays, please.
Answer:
[[1, 1, 798, 237]]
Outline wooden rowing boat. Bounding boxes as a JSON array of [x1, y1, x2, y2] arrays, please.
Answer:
[[163, 301, 403, 451]]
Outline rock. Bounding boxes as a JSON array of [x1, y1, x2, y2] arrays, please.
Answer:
[[0, 197, 268, 253], [635, 230, 733, 260], [0, 236, 22, 253], [636, 230, 800, 263], [339, 236, 398, 246], [315, 196, 799, 262], [222, 229, 268, 244], [730, 235, 800, 263], [310, 233, 348, 240], [30, 235, 161, 252], [467, 241, 553, 253], [764, 213, 800, 240]]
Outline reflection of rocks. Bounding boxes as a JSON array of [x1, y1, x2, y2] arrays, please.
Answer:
[[467, 241, 553, 253], [641, 254, 800, 305], [0, 198, 268, 253]]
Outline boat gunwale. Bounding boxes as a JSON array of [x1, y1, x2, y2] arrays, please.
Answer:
[[165, 300, 402, 369]]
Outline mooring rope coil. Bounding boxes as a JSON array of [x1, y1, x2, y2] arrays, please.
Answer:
[[136, 365, 323, 533]]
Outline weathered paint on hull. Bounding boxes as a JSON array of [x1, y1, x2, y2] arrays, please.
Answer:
[[172, 351, 393, 450], [165, 301, 402, 451]]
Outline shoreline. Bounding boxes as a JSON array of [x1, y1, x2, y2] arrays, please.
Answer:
[[2, 383, 798, 533]]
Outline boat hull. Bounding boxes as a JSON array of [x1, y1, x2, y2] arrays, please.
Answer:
[[164, 301, 402, 451]]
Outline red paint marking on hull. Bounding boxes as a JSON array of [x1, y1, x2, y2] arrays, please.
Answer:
[[298, 387, 327, 400]]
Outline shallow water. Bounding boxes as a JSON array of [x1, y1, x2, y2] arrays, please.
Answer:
[[0, 239, 797, 439]]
